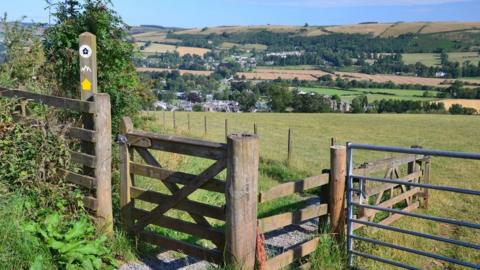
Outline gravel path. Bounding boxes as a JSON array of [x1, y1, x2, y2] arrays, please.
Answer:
[[120, 197, 321, 270]]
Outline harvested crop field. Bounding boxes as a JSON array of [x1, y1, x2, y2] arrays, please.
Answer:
[[324, 23, 393, 37], [136, 67, 480, 87], [136, 67, 212, 76], [439, 99, 480, 111], [419, 22, 480, 34]]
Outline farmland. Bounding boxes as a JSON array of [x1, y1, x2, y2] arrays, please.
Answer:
[[438, 98, 480, 111], [135, 42, 210, 56], [300, 87, 435, 102], [170, 22, 480, 38], [138, 111, 480, 269], [136, 67, 480, 87], [402, 52, 480, 67]]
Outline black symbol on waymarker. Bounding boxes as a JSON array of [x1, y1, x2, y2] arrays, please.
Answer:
[[82, 48, 90, 55]]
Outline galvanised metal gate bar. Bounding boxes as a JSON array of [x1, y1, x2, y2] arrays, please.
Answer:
[[346, 143, 480, 270]]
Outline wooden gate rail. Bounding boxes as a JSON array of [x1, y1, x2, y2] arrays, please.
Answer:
[[257, 171, 330, 269], [0, 88, 113, 233], [349, 151, 431, 230], [119, 117, 260, 268], [257, 145, 432, 270]]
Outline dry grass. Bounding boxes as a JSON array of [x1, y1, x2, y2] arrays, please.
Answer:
[[419, 22, 480, 34], [439, 99, 480, 111], [324, 23, 393, 37], [380, 23, 426, 37]]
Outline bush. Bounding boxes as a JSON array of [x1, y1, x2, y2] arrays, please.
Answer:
[[0, 100, 76, 207]]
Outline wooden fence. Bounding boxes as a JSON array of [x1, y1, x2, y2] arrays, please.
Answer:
[[0, 88, 113, 233], [119, 117, 259, 267]]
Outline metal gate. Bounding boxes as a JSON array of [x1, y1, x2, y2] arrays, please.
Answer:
[[346, 143, 480, 269]]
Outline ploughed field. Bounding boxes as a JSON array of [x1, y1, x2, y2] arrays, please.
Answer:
[[137, 112, 480, 269]]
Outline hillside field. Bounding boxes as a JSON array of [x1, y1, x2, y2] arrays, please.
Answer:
[[171, 22, 480, 37], [402, 52, 480, 66], [300, 87, 435, 102], [138, 111, 480, 269], [135, 42, 210, 56]]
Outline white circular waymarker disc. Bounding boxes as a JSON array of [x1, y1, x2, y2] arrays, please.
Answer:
[[79, 45, 93, 58]]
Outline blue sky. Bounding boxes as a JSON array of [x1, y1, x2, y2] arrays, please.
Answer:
[[1, 0, 479, 27]]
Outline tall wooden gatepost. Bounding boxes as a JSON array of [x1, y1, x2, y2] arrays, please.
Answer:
[[79, 32, 113, 234], [329, 145, 347, 239], [225, 134, 259, 269]]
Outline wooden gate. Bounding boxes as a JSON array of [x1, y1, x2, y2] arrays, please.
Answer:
[[119, 117, 259, 267]]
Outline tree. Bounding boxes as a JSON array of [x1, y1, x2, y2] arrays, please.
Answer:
[[43, 0, 153, 131], [0, 16, 45, 90], [267, 83, 292, 112], [351, 95, 368, 113]]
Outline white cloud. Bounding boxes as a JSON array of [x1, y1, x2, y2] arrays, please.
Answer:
[[246, 0, 470, 7]]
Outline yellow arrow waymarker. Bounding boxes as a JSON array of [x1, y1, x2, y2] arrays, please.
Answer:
[[82, 79, 92, 91]]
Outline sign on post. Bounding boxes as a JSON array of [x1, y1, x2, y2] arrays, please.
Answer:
[[79, 32, 97, 101]]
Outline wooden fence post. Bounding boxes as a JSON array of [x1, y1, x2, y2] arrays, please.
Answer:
[[253, 123, 258, 135], [287, 128, 293, 166], [79, 32, 97, 177], [329, 145, 346, 239], [120, 117, 134, 228], [331, 137, 337, 146], [225, 119, 228, 140], [173, 111, 177, 130], [423, 159, 431, 209], [226, 134, 259, 269], [204, 115, 207, 136], [94, 93, 113, 235], [163, 111, 166, 129]]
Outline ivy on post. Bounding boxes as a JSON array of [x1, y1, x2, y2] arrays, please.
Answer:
[[79, 32, 113, 235]]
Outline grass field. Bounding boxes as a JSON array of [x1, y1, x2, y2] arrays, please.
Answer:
[[402, 52, 480, 66], [300, 87, 436, 102], [135, 42, 210, 56], [220, 42, 268, 51], [137, 111, 480, 269]]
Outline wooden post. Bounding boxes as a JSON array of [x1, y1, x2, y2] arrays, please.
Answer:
[[163, 111, 167, 129], [408, 145, 421, 205], [225, 119, 228, 140], [329, 145, 347, 239], [20, 99, 28, 117], [173, 111, 176, 130], [187, 113, 191, 132], [226, 134, 259, 269], [79, 32, 97, 101], [94, 93, 113, 234], [423, 159, 431, 209], [287, 128, 293, 166], [120, 117, 134, 228], [204, 115, 207, 136], [253, 123, 258, 135], [331, 137, 337, 146], [79, 33, 97, 178]]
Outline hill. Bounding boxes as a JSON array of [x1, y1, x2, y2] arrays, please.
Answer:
[[132, 21, 480, 41]]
